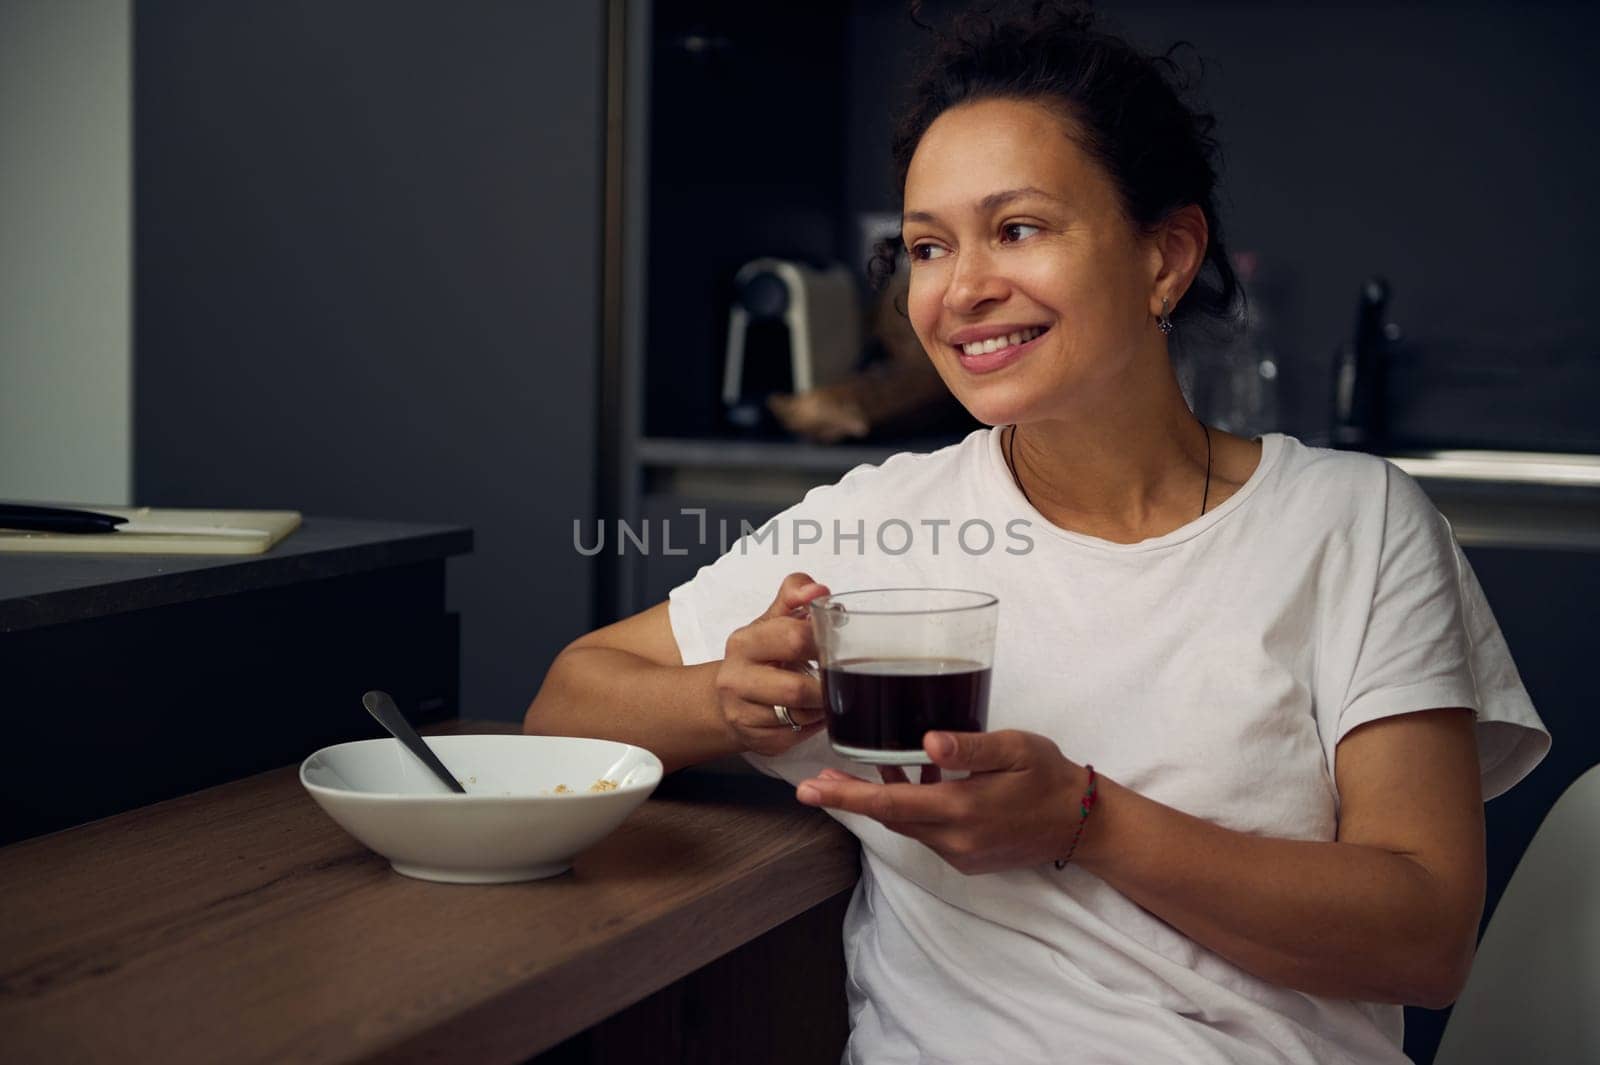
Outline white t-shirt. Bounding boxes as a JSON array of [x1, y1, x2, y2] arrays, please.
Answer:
[[667, 428, 1550, 1065]]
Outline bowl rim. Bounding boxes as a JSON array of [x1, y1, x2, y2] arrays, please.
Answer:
[[299, 734, 664, 803]]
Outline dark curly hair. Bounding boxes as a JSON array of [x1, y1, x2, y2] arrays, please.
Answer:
[[869, 0, 1243, 341]]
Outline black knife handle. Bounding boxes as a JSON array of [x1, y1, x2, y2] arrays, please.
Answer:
[[0, 503, 125, 534]]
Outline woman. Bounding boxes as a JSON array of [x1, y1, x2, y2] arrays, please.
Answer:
[[527, 4, 1549, 1062]]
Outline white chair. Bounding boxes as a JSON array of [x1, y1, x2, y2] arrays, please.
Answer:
[[1433, 762, 1600, 1064]]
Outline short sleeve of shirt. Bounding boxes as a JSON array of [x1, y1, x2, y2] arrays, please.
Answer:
[[1334, 462, 1549, 800], [667, 463, 892, 786], [667, 467, 871, 669]]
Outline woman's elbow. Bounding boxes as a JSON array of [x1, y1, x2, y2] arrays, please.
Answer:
[[522, 647, 575, 735], [1403, 938, 1476, 1010], [521, 689, 547, 735], [1408, 976, 1466, 1011]]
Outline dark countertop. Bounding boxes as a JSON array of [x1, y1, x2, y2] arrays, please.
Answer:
[[0, 517, 473, 633]]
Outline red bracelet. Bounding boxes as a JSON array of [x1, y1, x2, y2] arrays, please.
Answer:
[[1053, 765, 1098, 870]]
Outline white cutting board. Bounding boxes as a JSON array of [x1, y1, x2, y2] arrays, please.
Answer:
[[0, 507, 303, 556]]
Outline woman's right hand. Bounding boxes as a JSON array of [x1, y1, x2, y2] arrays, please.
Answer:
[[715, 572, 832, 757]]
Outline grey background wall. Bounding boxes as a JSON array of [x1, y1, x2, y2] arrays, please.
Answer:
[[134, 0, 606, 722], [0, 0, 131, 505]]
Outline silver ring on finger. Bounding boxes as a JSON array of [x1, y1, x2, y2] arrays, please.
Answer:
[[773, 705, 801, 731]]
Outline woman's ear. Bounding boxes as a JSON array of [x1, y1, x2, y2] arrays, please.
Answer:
[[1147, 203, 1209, 315]]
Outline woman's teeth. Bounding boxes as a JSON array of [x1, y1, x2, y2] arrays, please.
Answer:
[[960, 326, 1045, 356]]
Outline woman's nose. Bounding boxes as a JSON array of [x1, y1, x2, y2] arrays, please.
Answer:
[[942, 249, 1009, 313]]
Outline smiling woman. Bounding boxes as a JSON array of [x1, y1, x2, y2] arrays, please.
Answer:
[[525, 3, 1550, 1063], [902, 99, 1206, 421], [869, 2, 1246, 533]]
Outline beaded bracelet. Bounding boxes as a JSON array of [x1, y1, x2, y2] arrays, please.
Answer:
[[1053, 765, 1098, 870]]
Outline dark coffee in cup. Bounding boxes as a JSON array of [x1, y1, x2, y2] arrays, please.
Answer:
[[822, 657, 991, 754], [810, 589, 999, 765]]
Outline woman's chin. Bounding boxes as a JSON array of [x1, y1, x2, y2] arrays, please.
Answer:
[[930, 360, 1055, 427], [947, 388, 1038, 430]]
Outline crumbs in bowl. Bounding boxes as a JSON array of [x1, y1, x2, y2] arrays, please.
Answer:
[[534, 779, 619, 796]]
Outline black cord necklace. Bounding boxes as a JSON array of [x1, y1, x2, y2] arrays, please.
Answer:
[[1006, 421, 1213, 517]]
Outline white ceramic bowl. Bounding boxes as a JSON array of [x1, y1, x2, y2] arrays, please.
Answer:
[[300, 735, 663, 883]]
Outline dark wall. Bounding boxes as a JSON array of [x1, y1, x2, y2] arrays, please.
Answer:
[[135, 0, 605, 722], [844, 0, 1600, 440]]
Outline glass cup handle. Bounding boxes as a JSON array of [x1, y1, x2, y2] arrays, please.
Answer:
[[788, 605, 825, 679]]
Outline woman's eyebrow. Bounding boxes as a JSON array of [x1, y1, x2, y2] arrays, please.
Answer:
[[902, 186, 1067, 226]]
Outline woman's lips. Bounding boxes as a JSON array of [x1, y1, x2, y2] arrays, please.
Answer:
[[954, 327, 1049, 374]]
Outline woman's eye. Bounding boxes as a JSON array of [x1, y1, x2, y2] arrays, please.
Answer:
[[1001, 223, 1040, 243], [909, 243, 948, 262]]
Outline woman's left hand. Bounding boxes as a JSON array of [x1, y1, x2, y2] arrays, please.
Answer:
[[795, 730, 1089, 875]]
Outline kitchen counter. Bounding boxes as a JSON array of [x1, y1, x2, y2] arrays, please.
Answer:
[[0, 722, 860, 1064], [0, 516, 472, 843], [0, 516, 471, 633], [1388, 449, 1600, 551], [635, 436, 1600, 554]]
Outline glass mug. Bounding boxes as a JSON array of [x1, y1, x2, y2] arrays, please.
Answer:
[[807, 589, 999, 765]]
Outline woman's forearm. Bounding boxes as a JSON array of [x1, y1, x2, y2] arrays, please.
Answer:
[[523, 648, 739, 774], [1075, 775, 1473, 1008]]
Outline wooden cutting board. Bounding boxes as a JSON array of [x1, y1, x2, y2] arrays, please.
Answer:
[[0, 507, 302, 556]]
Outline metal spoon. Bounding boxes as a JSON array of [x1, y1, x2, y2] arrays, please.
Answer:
[[361, 690, 467, 794]]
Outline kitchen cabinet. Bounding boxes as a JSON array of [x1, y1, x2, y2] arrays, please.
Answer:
[[0, 517, 470, 844]]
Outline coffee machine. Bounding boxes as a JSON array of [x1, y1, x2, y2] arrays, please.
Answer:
[[721, 258, 861, 430]]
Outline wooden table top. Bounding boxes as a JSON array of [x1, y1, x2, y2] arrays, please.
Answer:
[[0, 724, 859, 1065]]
